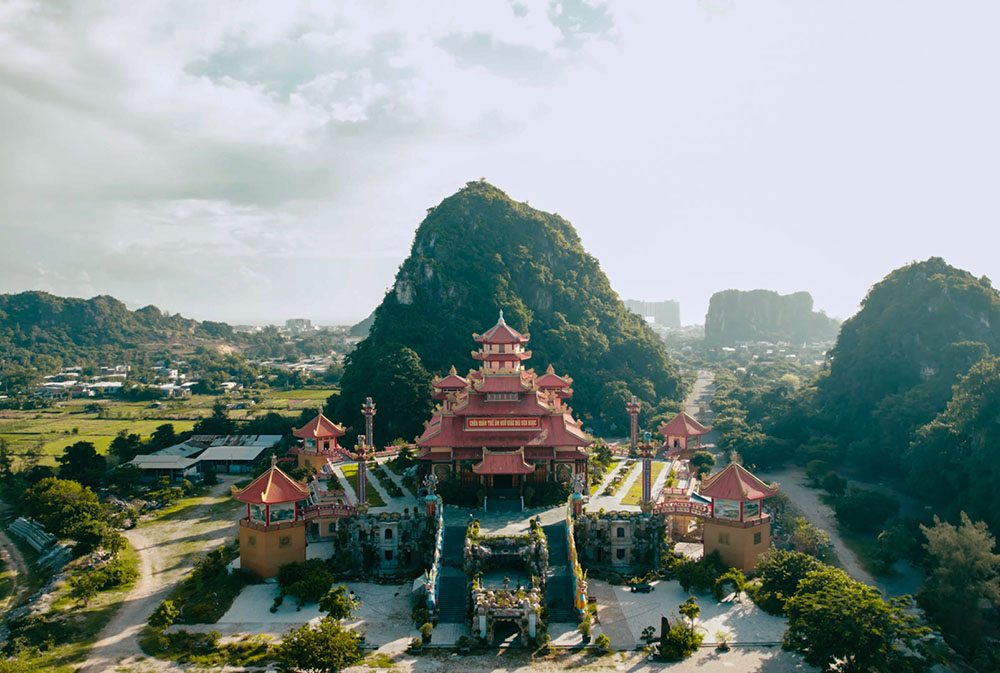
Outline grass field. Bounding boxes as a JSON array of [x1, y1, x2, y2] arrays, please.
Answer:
[[622, 461, 666, 505], [0, 387, 338, 466], [340, 463, 387, 507]]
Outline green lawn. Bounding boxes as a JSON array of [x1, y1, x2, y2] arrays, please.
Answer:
[[340, 463, 387, 507], [622, 461, 666, 505], [268, 388, 338, 400]]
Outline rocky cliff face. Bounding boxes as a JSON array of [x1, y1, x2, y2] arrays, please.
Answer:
[[704, 289, 839, 345], [334, 180, 681, 440]]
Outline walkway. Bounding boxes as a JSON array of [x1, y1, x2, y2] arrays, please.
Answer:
[[587, 461, 640, 512], [589, 580, 635, 649]]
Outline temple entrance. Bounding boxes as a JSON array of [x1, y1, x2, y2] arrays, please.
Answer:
[[493, 474, 514, 490]]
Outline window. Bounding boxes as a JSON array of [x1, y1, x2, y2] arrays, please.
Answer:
[[328, 522, 337, 534], [247, 535, 256, 547], [754, 532, 762, 545], [616, 549, 625, 560], [385, 550, 394, 561], [279, 535, 291, 548], [384, 528, 393, 540], [617, 527, 625, 539], [718, 532, 730, 545]]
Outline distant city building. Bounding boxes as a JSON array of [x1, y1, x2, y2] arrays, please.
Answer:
[[624, 299, 681, 328], [285, 318, 312, 331]]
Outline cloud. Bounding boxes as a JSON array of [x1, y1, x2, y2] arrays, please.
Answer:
[[0, 1, 998, 326]]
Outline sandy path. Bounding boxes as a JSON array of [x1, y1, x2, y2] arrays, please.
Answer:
[[77, 478, 243, 673]]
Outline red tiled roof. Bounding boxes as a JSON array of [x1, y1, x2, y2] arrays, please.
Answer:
[[536, 364, 573, 389], [433, 366, 470, 390], [293, 412, 345, 439], [474, 375, 531, 393], [473, 450, 535, 474], [699, 463, 777, 501], [473, 312, 529, 344], [659, 412, 710, 438], [234, 466, 310, 504]]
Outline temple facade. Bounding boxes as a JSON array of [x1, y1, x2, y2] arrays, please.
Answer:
[[416, 313, 590, 510]]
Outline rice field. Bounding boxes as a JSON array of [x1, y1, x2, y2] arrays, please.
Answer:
[[0, 387, 338, 466]]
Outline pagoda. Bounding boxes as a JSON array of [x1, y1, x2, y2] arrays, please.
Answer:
[[416, 312, 590, 511], [659, 411, 711, 458], [699, 462, 778, 572], [290, 412, 346, 471], [233, 457, 311, 577]]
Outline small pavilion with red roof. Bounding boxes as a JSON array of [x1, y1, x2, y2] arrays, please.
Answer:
[[234, 457, 311, 577], [699, 462, 778, 572], [417, 312, 590, 511], [290, 412, 346, 471], [659, 411, 711, 457]]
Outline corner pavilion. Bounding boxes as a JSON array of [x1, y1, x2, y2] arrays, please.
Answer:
[[416, 313, 590, 509]]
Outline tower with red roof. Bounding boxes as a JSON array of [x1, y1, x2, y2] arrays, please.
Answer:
[[291, 412, 346, 471], [659, 411, 711, 458], [699, 462, 778, 572], [234, 457, 311, 577], [417, 312, 590, 512]]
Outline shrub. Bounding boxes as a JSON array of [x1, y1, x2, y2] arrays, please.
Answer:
[[835, 488, 899, 533], [675, 551, 726, 593], [149, 600, 180, 632], [658, 621, 702, 661], [594, 633, 611, 652]]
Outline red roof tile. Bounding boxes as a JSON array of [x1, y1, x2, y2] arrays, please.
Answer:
[[473, 312, 529, 344], [234, 466, 310, 504], [536, 364, 573, 389], [293, 412, 345, 439], [433, 366, 470, 389], [658, 412, 710, 438], [699, 463, 777, 501], [473, 450, 535, 475]]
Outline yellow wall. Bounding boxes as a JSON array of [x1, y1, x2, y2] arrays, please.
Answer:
[[238, 521, 307, 578], [703, 519, 770, 573]]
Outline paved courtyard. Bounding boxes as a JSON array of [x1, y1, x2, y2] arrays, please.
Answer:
[[167, 581, 418, 652], [588, 579, 787, 649]]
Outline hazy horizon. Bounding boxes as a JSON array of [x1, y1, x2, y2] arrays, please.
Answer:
[[3, 2, 998, 327]]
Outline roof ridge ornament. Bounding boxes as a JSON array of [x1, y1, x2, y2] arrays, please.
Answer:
[[498, 309, 506, 325]]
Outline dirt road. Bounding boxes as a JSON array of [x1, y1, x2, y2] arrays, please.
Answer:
[[77, 478, 243, 673]]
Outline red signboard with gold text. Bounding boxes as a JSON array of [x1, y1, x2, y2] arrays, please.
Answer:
[[465, 417, 541, 430]]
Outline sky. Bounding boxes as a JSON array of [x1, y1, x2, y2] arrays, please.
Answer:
[[1, 1, 998, 326]]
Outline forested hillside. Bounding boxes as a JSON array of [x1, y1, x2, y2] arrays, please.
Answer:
[[704, 289, 839, 344], [333, 180, 682, 443], [820, 257, 1000, 472]]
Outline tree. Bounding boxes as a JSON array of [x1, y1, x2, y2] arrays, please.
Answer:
[[784, 566, 929, 673], [109, 430, 143, 464], [689, 451, 715, 479], [753, 547, 822, 615], [0, 438, 13, 481], [148, 600, 179, 631], [22, 477, 105, 537], [56, 441, 106, 488], [194, 399, 237, 435], [69, 571, 99, 606], [275, 617, 362, 673], [149, 423, 177, 450], [319, 585, 361, 620], [919, 512, 1000, 657], [834, 487, 899, 533], [790, 517, 832, 557], [678, 595, 700, 632], [820, 471, 847, 496]]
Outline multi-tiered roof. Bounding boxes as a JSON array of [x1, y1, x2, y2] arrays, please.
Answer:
[[417, 313, 590, 464]]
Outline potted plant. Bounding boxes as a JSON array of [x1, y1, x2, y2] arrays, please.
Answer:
[[456, 635, 472, 654], [407, 637, 423, 653], [715, 629, 731, 651], [579, 616, 592, 644], [420, 622, 433, 643]]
